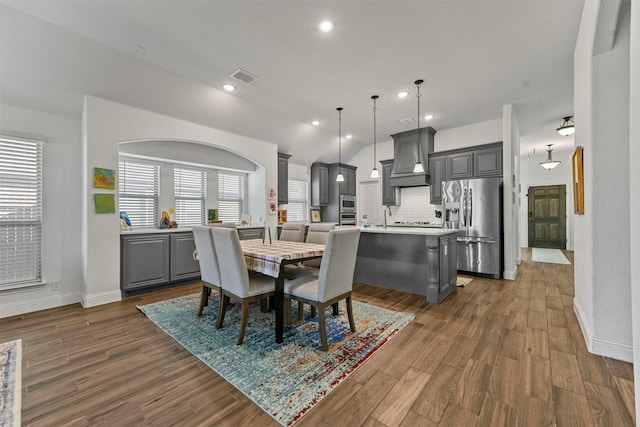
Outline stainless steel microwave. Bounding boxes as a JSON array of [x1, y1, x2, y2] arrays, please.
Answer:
[[340, 195, 356, 212]]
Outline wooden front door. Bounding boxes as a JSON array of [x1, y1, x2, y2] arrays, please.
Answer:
[[528, 185, 566, 249]]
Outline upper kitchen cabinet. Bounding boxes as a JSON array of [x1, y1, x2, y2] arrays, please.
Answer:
[[277, 153, 290, 204], [474, 145, 503, 176], [428, 154, 446, 205], [389, 127, 436, 187], [447, 151, 474, 179], [311, 162, 329, 206], [339, 165, 357, 196], [380, 159, 400, 206]]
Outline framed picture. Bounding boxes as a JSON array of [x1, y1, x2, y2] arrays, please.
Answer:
[[268, 186, 277, 201], [94, 193, 115, 214], [310, 208, 321, 223], [268, 202, 278, 215], [571, 146, 584, 214], [93, 167, 115, 189]]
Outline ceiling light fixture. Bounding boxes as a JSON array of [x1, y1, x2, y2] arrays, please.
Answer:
[[413, 79, 425, 174], [222, 84, 235, 92], [345, 134, 353, 139], [540, 144, 561, 170], [556, 116, 575, 136], [336, 107, 345, 182], [319, 21, 334, 32], [370, 95, 380, 179], [424, 114, 434, 121], [311, 120, 320, 126], [396, 91, 409, 98]]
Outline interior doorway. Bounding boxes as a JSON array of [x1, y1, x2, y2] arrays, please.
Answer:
[[527, 184, 567, 249], [358, 180, 380, 226]]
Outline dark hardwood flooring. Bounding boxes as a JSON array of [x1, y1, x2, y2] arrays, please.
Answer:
[[0, 249, 635, 426]]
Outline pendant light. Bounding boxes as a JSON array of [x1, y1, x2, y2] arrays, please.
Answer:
[[336, 107, 345, 182], [540, 144, 561, 170], [413, 79, 425, 173], [556, 116, 575, 136], [370, 95, 380, 178]]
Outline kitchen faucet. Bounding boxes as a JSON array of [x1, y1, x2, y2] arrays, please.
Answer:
[[383, 205, 392, 228]]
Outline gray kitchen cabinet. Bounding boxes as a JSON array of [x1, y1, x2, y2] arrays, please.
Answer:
[[320, 162, 358, 223], [447, 151, 474, 179], [237, 227, 265, 240], [121, 234, 170, 291], [380, 159, 400, 206], [474, 145, 503, 176], [428, 154, 446, 205], [277, 153, 290, 204], [170, 233, 200, 282], [339, 165, 357, 196], [311, 162, 329, 206]]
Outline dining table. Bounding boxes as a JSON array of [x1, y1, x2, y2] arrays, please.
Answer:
[[239, 238, 325, 343]]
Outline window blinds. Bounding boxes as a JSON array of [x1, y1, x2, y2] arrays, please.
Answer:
[[118, 160, 159, 229], [218, 172, 245, 223], [174, 167, 206, 226], [284, 179, 309, 221], [0, 136, 43, 287]]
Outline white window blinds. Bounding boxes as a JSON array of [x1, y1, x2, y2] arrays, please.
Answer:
[[218, 172, 245, 223], [0, 136, 43, 288], [174, 167, 206, 226], [118, 160, 159, 229], [284, 180, 309, 222]]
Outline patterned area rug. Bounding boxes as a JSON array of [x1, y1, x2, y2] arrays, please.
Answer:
[[532, 248, 571, 264], [456, 275, 474, 287], [0, 339, 22, 427], [138, 294, 414, 426]]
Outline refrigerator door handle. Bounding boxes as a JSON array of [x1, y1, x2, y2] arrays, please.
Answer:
[[462, 188, 467, 226], [469, 188, 473, 227]]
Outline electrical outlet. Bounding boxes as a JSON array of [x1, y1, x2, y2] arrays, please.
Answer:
[[51, 281, 61, 291]]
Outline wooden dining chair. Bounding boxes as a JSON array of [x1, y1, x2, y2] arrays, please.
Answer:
[[279, 222, 305, 242], [284, 228, 361, 350], [211, 227, 275, 345], [192, 223, 237, 316]]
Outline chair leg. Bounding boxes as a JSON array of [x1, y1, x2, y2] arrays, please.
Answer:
[[260, 299, 268, 313], [217, 294, 229, 329], [197, 285, 208, 316], [205, 287, 211, 306], [298, 302, 304, 321], [237, 301, 249, 345], [346, 296, 356, 332], [318, 306, 328, 351], [310, 306, 317, 317], [332, 302, 339, 316]]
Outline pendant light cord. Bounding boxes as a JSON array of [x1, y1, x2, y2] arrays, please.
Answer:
[[415, 79, 424, 169], [337, 107, 342, 165], [372, 95, 378, 168]]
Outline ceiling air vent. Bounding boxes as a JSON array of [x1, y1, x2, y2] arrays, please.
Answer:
[[230, 68, 258, 85], [398, 117, 416, 125]]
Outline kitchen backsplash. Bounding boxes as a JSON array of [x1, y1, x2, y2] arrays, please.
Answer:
[[389, 186, 439, 223]]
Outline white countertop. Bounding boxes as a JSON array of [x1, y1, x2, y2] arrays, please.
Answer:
[[339, 225, 459, 236], [120, 224, 265, 235]]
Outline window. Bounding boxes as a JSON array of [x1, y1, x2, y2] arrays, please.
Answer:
[[174, 167, 206, 226], [218, 172, 246, 223], [118, 159, 159, 229], [0, 136, 42, 288], [284, 179, 309, 222]]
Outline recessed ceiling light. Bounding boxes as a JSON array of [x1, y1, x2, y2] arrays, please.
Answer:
[[345, 134, 353, 139], [424, 114, 434, 120], [396, 91, 409, 98], [311, 120, 320, 126], [223, 84, 236, 92], [319, 21, 334, 32]]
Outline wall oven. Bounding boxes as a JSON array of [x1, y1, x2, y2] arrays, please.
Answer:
[[340, 212, 357, 225]]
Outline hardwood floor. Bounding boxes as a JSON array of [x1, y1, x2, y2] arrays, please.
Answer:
[[1, 249, 635, 426]]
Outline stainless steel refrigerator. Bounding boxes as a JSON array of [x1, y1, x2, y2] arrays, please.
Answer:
[[442, 177, 503, 278]]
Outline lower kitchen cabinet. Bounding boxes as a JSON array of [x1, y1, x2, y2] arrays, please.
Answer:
[[121, 231, 200, 293]]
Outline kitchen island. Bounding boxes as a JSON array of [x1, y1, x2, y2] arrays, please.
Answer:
[[354, 227, 460, 303]]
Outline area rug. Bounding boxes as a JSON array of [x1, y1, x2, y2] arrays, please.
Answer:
[[0, 339, 22, 427], [532, 248, 571, 264], [138, 294, 414, 426], [456, 275, 474, 287]]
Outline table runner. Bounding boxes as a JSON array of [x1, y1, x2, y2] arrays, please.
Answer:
[[240, 239, 325, 277]]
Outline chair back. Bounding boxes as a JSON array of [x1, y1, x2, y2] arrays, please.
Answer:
[[211, 227, 251, 297], [317, 229, 361, 302], [214, 222, 237, 229], [279, 222, 305, 242], [305, 223, 335, 244], [192, 226, 221, 286]]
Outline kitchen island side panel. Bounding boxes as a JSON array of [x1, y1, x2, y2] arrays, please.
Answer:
[[354, 231, 457, 303]]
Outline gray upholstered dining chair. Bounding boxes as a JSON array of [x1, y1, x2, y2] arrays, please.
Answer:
[[211, 227, 275, 345], [279, 222, 305, 242], [284, 228, 361, 351], [192, 223, 236, 316]]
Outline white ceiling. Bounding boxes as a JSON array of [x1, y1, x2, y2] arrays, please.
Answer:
[[0, 1, 583, 166]]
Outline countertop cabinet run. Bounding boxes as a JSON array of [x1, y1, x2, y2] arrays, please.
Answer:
[[311, 162, 329, 206], [380, 159, 400, 206], [170, 233, 200, 282], [278, 153, 291, 205], [429, 142, 503, 205]]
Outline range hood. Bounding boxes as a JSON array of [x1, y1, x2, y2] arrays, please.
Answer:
[[389, 126, 436, 187]]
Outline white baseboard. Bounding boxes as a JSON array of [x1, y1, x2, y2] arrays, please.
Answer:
[[0, 292, 81, 318], [81, 289, 121, 308], [573, 298, 634, 363], [503, 265, 517, 280]]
